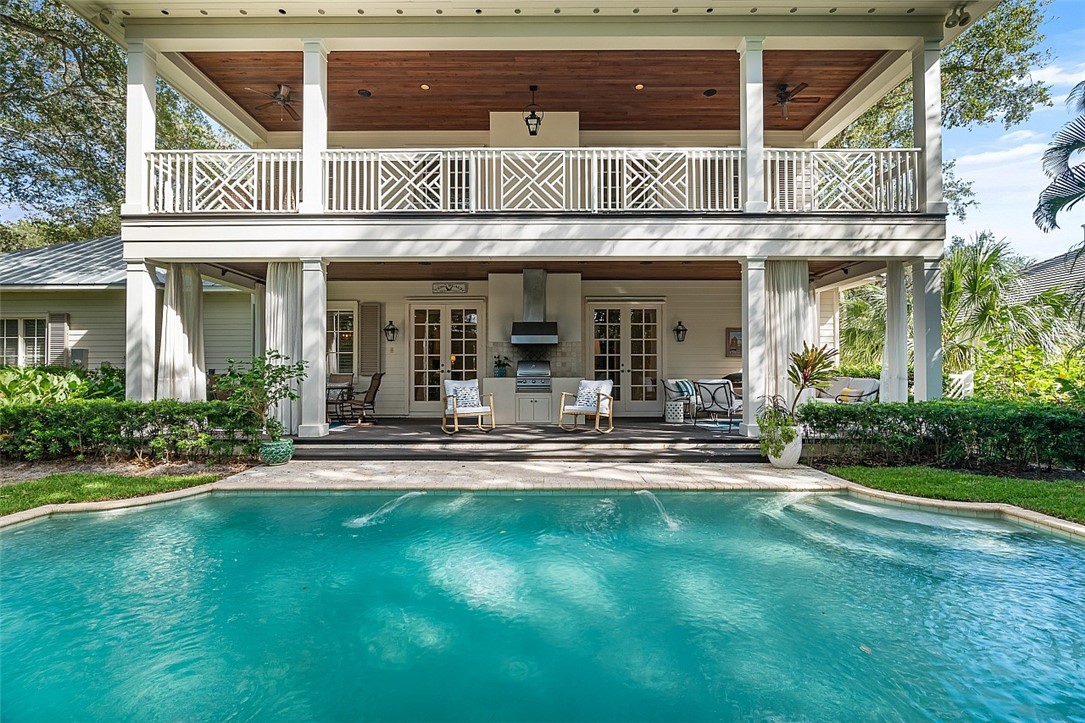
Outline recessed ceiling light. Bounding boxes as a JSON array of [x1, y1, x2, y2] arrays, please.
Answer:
[[906, 7, 916, 12], [790, 6, 797, 12], [475, 8, 482, 13], [277, 7, 286, 14], [634, 83, 645, 91], [828, 7, 837, 12], [239, 8, 247, 13], [632, 7, 640, 12], [553, 7, 561, 12], [706, 7, 714, 12], [750, 7, 758, 12], [420, 84, 431, 90], [161, 9, 170, 15], [436, 8, 443, 13], [672, 7, 679, 12], [592, 7, 600, 12], [356, 8, 364, 13], [703, 88, 717, 97], [396, 8, 403, 13], [867, 7, 876, 12], [514, 8, 521, 13], [199, 9, 208, 15], [357, 89, 372, 97]]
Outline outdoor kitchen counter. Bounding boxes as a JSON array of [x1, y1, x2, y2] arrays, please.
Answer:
[[483, 377, 580, 425]]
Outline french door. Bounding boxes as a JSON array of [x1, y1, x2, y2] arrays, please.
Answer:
[[409, 303, 484, 414], [587, 303, 663, 415]]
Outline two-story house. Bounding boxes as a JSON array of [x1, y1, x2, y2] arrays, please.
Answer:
[[62, 0, 985, 436]]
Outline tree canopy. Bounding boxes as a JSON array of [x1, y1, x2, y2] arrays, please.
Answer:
[[0, 0, 233, 251], [833, 0, 1053, 220]]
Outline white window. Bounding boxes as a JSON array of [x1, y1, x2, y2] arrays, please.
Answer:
[[0, 318, 47, 366], [327, 308, 355, 374]]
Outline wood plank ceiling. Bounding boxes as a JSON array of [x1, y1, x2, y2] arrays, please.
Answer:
[[219, 259, 845, 281], [184, 50, 885, 132]]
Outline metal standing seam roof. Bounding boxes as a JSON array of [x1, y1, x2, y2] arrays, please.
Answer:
[[0, 235, 127, 287], [1017, 250, 1085, 302]]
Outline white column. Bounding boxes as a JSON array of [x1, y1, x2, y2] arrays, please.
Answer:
[[298, 258, 328, 437], [741, 257, 767, 436], [739, 37, 767, 213], [912, 258, 943, 401], [881, 261, 909, 402], [125, 260, 157, 401], [913, 39, 946, 215], [299, 39, 328, 214], [252, 282, 266, 358], [122, 40, 157, 215]]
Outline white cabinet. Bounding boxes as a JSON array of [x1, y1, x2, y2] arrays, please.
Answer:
[[516, 394, 552, 423]]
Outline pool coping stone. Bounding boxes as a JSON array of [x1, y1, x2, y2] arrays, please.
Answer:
[[1, 462, 1082, 543]]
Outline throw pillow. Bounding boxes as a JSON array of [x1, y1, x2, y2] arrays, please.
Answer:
[[675, 379, 696, 399], [576, 382, 608, 408], [453, 383, 482, 409], [838, 387, 859, 403]]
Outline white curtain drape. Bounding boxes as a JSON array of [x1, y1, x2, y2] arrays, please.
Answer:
[[156, 263, 206, 401], [265, 262, 302, 435], [765, 260, 813, 406]]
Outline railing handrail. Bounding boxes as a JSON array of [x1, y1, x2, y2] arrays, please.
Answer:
[[765, 147, 921, 153], [324, 146, 743, 154], [147, 148, 301, 155]]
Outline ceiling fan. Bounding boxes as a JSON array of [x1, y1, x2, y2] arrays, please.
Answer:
[[245, 84, 301, 121], [774, 83, 821, 119]]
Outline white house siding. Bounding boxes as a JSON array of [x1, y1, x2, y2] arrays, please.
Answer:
[[816, 289, 840, 350], [1, 289, 251, 373], [203, 292, 255, 371]]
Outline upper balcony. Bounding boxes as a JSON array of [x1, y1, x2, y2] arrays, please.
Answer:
[[144, 146, 921, 215]]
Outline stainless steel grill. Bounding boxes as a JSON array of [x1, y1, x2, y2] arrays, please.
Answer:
[[515, 360, 551, 393]]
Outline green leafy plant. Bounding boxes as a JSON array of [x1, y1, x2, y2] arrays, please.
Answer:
[[757, 343, 838, 458], [214, 351, 308, 441], [756, 395, 798, 458], [0, 364, 126, 407], [493, 355, 512, 369]]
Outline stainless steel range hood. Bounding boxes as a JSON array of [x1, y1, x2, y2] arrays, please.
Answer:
[[510, 269, 559, 345]]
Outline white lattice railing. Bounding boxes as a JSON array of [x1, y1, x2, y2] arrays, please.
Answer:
[[324, 148, 745, 213], [147, 150, 302, 213], [764, 148, 921, 213]]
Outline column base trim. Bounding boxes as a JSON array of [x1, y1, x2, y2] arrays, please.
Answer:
[[744, 201, 770, 213], [298, 423, 330, 438], [740, 422, 761, 438]]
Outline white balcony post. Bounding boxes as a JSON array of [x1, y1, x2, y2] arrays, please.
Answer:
[[298, 257, 329, 437], [739, 37, 767, 213], [913, 40, 947, 215], [881, 261, 909, 402], [741, 257, 767, 436], [125, 260, 157, 401], [912, 258, 944, 401], [122, 40, 157, 215], [300, 40, 328, 214]]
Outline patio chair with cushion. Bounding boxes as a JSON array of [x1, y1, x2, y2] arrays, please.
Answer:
[[326, 373, 355, 423], [441, 378, 496, 435], [812, 376, 880, 404], [341, 371, 385, 424], [558, 379, 615, 433], [662, 378, 699, 422], [693, 379, 742, 428]]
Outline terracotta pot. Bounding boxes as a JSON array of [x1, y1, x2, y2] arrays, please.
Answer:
[[259, 438, 294, 466], [768, 427, 802, 469]]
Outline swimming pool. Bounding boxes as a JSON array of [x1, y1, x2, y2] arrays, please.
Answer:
[[3, 491, 1083, 721]]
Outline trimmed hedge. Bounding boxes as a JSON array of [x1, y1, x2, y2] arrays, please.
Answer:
[[0, 400, 261, 462], [799, 400, 1085, 472]]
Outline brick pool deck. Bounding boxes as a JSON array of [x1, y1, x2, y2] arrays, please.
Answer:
[[2, 461, 1083, 543]]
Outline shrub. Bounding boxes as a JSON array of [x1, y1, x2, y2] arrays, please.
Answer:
[[0, 364, 126, 407], [0, 400, 261, 462], [799, 400, 1085, 472]]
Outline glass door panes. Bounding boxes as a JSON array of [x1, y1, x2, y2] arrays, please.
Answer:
[[326, 309, 355, 374], [0, 320, 19, 366], [410, 304, 484, 414], [589, 304, 663, 415], [629, 308, 659, 403]]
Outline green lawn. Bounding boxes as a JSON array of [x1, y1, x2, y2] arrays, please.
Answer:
[[830, 465, 1085, 525], [0, 473, 220, 517]]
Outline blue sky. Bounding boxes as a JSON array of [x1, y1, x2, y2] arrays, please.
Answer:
[[946, 0, 1085, 261]]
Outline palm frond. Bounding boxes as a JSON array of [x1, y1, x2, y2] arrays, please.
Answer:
[[1040, 115, 1085, 177], [1033, 166, 1085, 232], [1067, 80, 1085, 115]]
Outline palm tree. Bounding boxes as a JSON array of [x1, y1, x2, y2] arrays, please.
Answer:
[[1034, 80, 1085, 235], [839, 282, 889, 368]]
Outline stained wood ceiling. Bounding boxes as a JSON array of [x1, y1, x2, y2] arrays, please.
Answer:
[[219, 259, 844, 281], [184, 50, 885, 132]]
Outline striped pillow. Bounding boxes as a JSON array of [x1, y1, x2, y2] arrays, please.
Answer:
[[674, 379, 696, 398]]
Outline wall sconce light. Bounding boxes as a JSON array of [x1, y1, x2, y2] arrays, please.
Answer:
[[383, 321, 399, 342], [673, 321, 688, 343]]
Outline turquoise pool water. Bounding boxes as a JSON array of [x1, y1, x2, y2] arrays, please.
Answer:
[[2, 491, 1084, 722]]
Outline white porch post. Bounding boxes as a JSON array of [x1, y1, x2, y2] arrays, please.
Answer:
[[122, 40, 157, 215], [741, 257, 767, 436], [913, 39, 947, 215], [299, 39, 328, 215], [881, 261, 909, 402], [912, 258, 944, 401], [739, 37, 768, 213], [125, 260, 157, 401], [298, 257, 328, 438]]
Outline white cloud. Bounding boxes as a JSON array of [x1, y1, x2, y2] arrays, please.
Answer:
[[998, 129, 1043, 144], [1032, 62, 1085, 90], [954, 142, 1049, 174]]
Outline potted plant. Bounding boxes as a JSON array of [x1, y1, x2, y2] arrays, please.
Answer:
[[757, 342, 837, 468], [493, 355, 513, 378], [215, 350, 308, 465]]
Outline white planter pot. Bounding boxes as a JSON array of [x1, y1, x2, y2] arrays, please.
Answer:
[[768, 427, 803, 469]]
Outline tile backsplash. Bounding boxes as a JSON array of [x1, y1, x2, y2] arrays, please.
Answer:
[[488, 341, 584, 378]]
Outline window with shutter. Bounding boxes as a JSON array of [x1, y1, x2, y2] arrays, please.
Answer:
[[47, 313, 70, 366], [358, 302, 382, 375]]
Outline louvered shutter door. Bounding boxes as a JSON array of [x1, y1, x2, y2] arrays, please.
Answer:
[[359, 302, 382, 375], [47, 313, 69, 366]]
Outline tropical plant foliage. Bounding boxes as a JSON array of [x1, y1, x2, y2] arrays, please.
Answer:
[[0, 0, 236, 250], [0, 364, 125, 407], [214, 351, 308, 440], [1034, 80, 1085, 233]]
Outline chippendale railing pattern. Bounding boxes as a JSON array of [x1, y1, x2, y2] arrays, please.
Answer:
[[147, 150, 301, 213], [765, 148, 921, 213], [323, 148, 745, 213]]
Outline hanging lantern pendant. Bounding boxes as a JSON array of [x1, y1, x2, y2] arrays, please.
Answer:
[[522, 85, 544, 136]]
